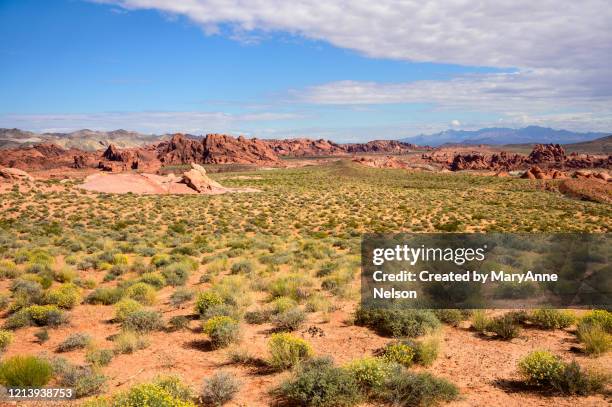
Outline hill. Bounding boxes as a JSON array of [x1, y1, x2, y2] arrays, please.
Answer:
[[0, 128, 166, 151], [401, 126, 609, 146]]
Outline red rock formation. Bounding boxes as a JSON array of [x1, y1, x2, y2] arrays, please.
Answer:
[[264, 138, 426, 156], [528, 144, 566, 163], [203, 134, 281, 166], [156, 133, 282, 167], [443, 143, 611, 172], [156, 133, 205, 165], [344, 140, 422, 154], [352, 156, 409, 169]]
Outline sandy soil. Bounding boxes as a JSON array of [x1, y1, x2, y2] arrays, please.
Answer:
[[3, 268, 609, 407]]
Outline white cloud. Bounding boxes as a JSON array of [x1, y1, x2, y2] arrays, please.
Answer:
[[95, 0, 612, 71], [91, 0, 612, 134], [451, 120, 461, 127]]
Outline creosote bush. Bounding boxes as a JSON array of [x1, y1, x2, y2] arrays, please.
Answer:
[[518, 350, 609, 395], [125, 282, 157, 305], [272, 307, 306, 332], [345, 357, 394, 391], [195, 291, 225, 316], [0, 329, 13, 352], [268, 332, 313, 370], [529, 309, 575, 330], [58, 332, 92, 352], [374, 370, 459, 407], [114, 298, 143, 322], [113, 330, 150, 354], [203, 316, 240, 349], [355, 307, 440, 337], [122, 309, 163, 332], [201, 371, 241, 406], [277, 357, 361, 407]]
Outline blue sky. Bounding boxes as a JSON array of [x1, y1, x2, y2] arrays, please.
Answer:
[[1, 0, 610, 141]]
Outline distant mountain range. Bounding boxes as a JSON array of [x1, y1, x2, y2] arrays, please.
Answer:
[[401, 126, 610, 147], [2, 125, 610, 152], [0, 128, 166, 151]]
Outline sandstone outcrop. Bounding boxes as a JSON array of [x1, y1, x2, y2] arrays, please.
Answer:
[[439, 144, 611, 172], [265, 138, 425, 157], [0, 167, 34, 181], [180, 163, 225, 193]]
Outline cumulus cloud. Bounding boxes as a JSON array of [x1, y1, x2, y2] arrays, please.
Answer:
[[95, 0, 612, 71], [90, 0, 612, 133]]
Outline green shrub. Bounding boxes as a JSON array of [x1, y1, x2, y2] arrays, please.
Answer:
[[138, 272, 166, 289], [154, 375, 193, 402], [195, 291, 224, 316], [244, 309, 271, 324], [45, 283, 81, 309], [151, 253, 172, 268], [488, 314, 520, 340], [170, 288, 194, 308], [271, 296, 298, 314], [278, 357, 361, 407], [410, 337, 440, 367], [114, 381, 195, 407], [433, 309, 464, 327], [577, 323, 611, 356], [114, 298, 143, 322], [530, 309, 575, 330], [0, 355, 53, 387], [85, 287, 124, 305], [168, 315, 190, 331], [58, 332, 92, 352], [230, 260, 253, 274], [0, 260, 20, 279], [272, 308, 306, 332], [32, 304, 67, 325], [519, 351, 609, 395], [471, 310, 490, 333], [86, 348, 114, 367], [112, 253, 129, 265], [123, 310, 163, 332], [113, 331, 150, 354], [0, 329, 13, 351], [579, 310, 612, 333], [380, 336, 439, 367], [125, 282, 156, 305], [54, 267, 77, 283], [345, 357, 394, 391], [201, 371, 241, 406], [203, 316, 240, 349], [380, 342, 415, 367], [268, 274, 310, 301], [355, 307, 440, 337], [57, 363, 107, 397], [35, 329, 49, 343], [375, 370, 458, 407], [518, 350, 564, 386], [551, 360, 608, 395], [161, 262, 190, 286], [4, 309, 32, 329], [200, 303, 241, 322], [269, 332, 313, 370]]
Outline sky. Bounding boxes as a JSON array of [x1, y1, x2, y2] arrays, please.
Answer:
[[0, 0, 611, 142]]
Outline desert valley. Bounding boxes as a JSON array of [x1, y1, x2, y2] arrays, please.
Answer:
[[0, 129, 610, 406]]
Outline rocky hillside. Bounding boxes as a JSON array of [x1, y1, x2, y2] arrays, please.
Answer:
[[424, 144, 612, 171], [0, 128, 165, 151], [264, 138, 424, 156]]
